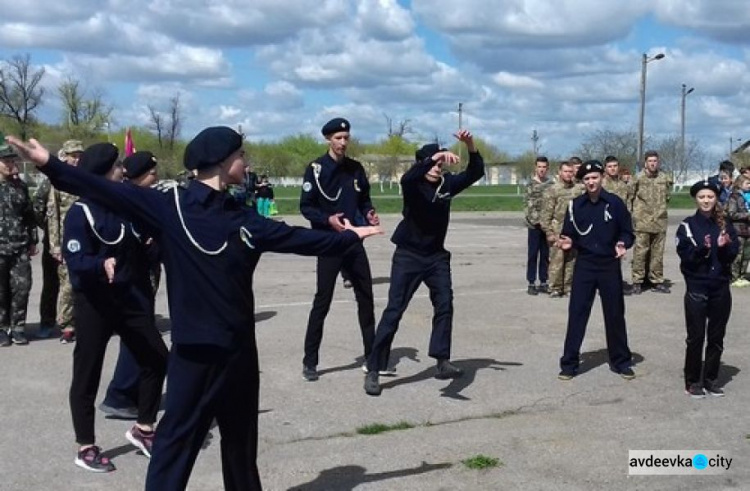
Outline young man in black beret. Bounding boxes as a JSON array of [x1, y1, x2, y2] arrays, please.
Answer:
[[364, 130, 485, 396], [61, 142, 168, 472], [299, 117, 380, 381], [99, 150, 162, 420], [7, 128, 381, 490], [556, 160, 636, 381]]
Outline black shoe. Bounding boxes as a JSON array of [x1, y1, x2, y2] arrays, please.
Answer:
[[557, 371, 576, 381], [685, 383, 705, 399], [527, 285, 538, 296], [616, 368, 636, 380], [435, 359, 463, 380], [99, 403, 138, 420], [629, 284, 642, 295], [11, 331, 29, 345], [364, 371, 382, 396], [0, 330, 11, 347], [704, 381, 725, 397], [537, 283, 550, 294], [549, 290, 564, 298], [652, 283, 671, 294], [302, 365, 318, 381]]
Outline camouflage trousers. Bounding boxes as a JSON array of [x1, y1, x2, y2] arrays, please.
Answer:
[[631, 231, 666, 285], [57, 263, 75, 330], [0, 252, 32, 331], [39, 247, 60, 327], [731, 236, 750, 281], [549, 246, 576, 294]]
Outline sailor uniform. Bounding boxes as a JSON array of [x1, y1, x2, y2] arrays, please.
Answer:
[[559, 189, 635, 375]]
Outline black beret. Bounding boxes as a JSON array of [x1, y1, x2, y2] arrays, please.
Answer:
[[690, 179, 721, 197], [184, 126, 243, 171], [321, 117, 351, 136], [415, 143, 447, 162], [122, 151, 157, 179], [79, 143, 119, 176], [576, 160, 605, 180]]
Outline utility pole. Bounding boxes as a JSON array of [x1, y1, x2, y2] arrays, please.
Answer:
[[458, 102, 463, 130], [680, 84, 694, 176]]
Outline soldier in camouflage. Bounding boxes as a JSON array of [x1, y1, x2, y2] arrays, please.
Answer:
[[47, 140, 84, 343], [541, 161, 582, 297], [629, 150, 672, 294], [32, 176, 59, 338], [524, 156, 554, 295], [0, 135, 38, 346], [602, 156, 632, 205]]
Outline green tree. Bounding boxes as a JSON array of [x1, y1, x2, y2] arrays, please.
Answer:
[[0, 54, 45, 140], [58, 77, 113, 140]]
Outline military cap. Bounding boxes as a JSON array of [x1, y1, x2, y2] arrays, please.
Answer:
[[689, 179, 721, 197], [123, 151, 157, 179], [321, 117, 350, 136], [79, 142, 119, 175], [576, 160, 604, 180], [415, 143, 446, 162], [61, 140, 84, 155], [184, 126, 243, 171], [0, 131, 17, 159]]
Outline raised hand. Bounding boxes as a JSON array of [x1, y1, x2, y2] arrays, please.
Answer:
[[717, 230, 730, 247], [453, 129, 476, 152], [5, 136, 51, 166]]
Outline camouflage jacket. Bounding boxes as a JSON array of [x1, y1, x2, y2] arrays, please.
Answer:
[[602, 176, 632, 207], [725, 191, 750, 237], [47, 187, 78, 254], [630, 171, 672, 233], [32, 177, 52, 229], [541, 181, 583, 237], [0, 176, 38, 255], [524, 176, 553, 228]]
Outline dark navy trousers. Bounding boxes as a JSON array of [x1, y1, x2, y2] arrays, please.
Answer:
[[146, 335, 261, 491], [102, 342, 140, 409], [560, 257, 632, 374], [304, 242, 375, 368], [367, 248, 453, 372], [683, 285, 731, 386], [526, 226, 549, 284]]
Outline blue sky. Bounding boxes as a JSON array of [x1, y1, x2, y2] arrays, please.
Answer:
[[0, 0, 748, 161]]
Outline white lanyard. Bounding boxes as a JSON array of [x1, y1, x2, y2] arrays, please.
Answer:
[[75, 202, 125, 245]]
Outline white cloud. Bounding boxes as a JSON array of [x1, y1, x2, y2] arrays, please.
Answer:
[[492, 72, 545, 89], [354, 0, 415, 41]]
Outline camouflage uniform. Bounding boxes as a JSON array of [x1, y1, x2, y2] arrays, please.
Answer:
[[47, 186, 79, 331], [541, 181, 582, 294], [602, 175, 632, 207], [0, 169, 37, 336], [32, 177, 60, 328], [630, 170, 672, 285], [524, 176, 553, 285]]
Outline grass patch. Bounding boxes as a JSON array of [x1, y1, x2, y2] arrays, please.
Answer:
[[356, 421, 415, 435], [462, 454, 502, 470]]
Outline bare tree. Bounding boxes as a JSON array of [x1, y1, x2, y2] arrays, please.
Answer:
[[58, 77, 113, 139], [577, 129, 639, 171], [149, 93, 182, 150], [0, 54, 45, 140], [166, 94, 182, 151], [383, 113, 413, 137], [148, 104, 165, 149]]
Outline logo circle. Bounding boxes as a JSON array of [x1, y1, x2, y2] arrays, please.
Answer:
[[66, 239, 81, 253], [302, 181, 312, 192], [693, 454, 708, 470]]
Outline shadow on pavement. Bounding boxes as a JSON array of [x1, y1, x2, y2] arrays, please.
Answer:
[[578, 349, 644, 376], [381, 358, 523, 401], [287, 461, 452, 491]]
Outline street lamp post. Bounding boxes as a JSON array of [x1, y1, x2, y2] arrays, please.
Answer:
[[680, 84, 694, 174], [637, 52, 665, 168], [730, 136, 743, 157]]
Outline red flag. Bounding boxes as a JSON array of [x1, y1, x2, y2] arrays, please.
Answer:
[[125, 127, 136, 156]]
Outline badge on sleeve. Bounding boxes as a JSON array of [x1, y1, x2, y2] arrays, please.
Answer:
[[67, 239, 81, 253], [302, 181, 312, 192]]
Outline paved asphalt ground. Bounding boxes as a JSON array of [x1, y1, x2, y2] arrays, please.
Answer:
[[1, 211, 748, 491]]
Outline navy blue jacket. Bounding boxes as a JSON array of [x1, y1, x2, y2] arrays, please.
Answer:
[[300, 153, 374, 229], [391, 151, 484, 254], [561, 189, 634, 263], [676, 211, 739, 293], [42, 156, 361, 348], [62, 199, 151, 297]]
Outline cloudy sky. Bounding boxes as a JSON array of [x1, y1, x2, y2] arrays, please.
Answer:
[[1, 0, 748, 159]]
